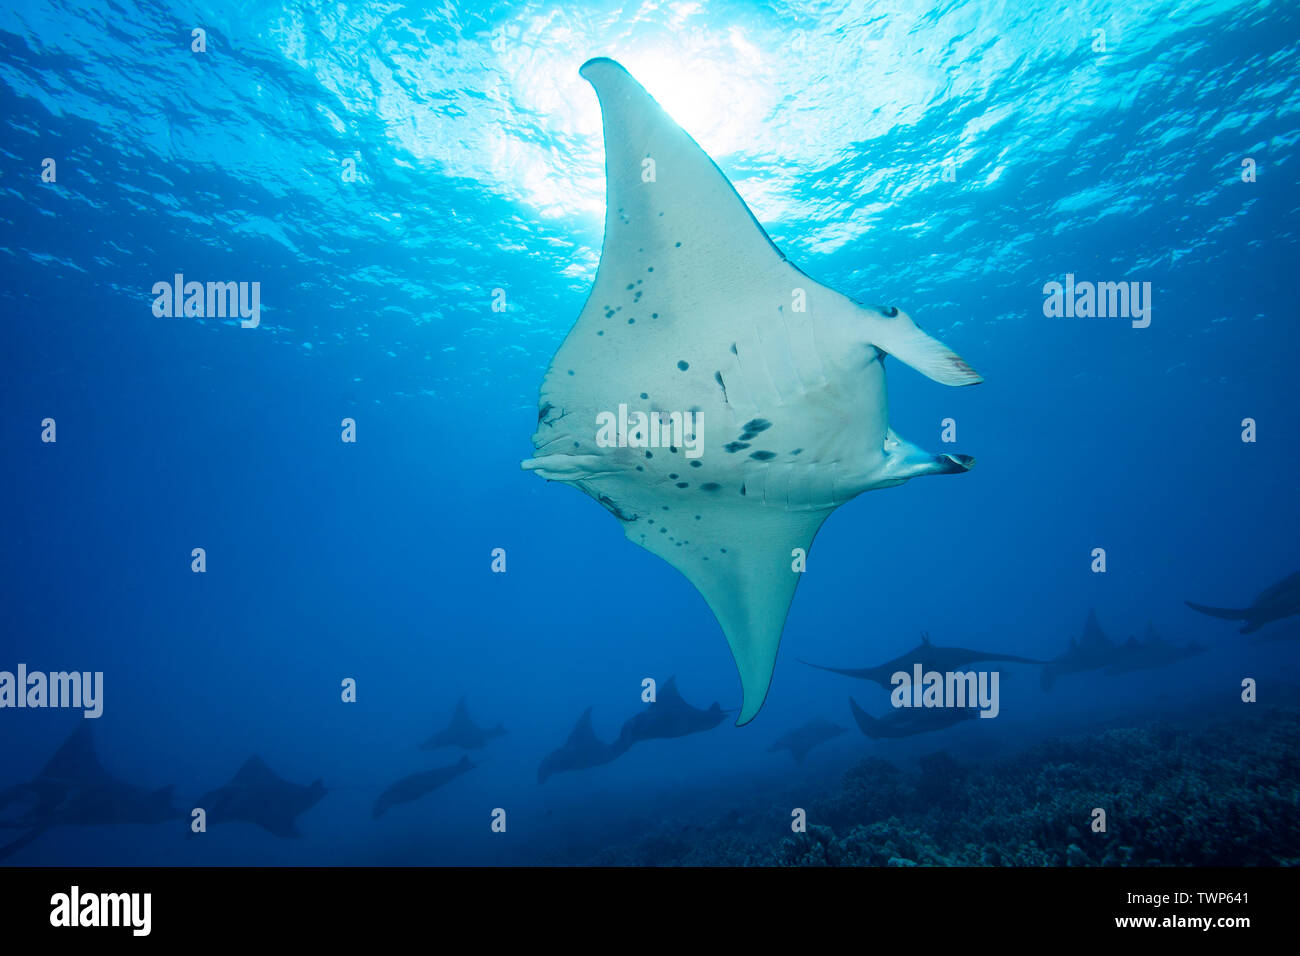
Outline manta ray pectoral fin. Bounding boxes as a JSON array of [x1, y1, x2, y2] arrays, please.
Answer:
[[1184, 600, 1249, 621], [626, 506, 830, 725], [862, 306, 983, 386]]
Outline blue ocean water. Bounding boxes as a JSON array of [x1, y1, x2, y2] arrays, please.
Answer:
[[1, 0, 1298, 866]]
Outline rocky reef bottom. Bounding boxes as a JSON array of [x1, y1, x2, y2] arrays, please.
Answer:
[[582, 708, 1300, 866]]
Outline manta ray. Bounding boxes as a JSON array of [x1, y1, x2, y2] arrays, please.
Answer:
[[1105, 622, 1205, 676], [1186, 570, 1300, 635], [523, 58, 982, 725], [373, 756, 475, 819], [195, 756, 327, 838], [0, 723, 179, 861], [802, 632, 1041, 689], [613, 675, 728, 750], [847, 697, 976, 739], [768, 718, 846, 764], [1040, 608, 1118, 691], [421, 697, 506, 750], [537, 707, 627, 784]]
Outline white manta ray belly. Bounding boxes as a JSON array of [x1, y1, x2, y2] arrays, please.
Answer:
[[523, 57, 982, 724]]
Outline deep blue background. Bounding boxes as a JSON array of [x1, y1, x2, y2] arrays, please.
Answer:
[[1, 0, 1297, 863]]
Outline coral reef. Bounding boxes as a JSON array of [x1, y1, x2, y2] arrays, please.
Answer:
[[582, 708, 1300, 866]]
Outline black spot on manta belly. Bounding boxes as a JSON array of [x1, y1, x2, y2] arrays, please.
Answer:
[[689, 460, 702, 468], [677, 360, 689, 370], [724, 441, 750, 453], [750, 450, 776, 461], [700, 482, 720, 491], [743, 418, 772, 433]]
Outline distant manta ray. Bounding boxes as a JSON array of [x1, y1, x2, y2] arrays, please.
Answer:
[[523, 58, 983, 725], [613, 676, 728, 750], [802, 632, 1041, 688], [421, 697, 505, 750], [0, 723, 178, 861], [195, 756, 327, 838], [768, 718, 846, 763], [373, 756, 475, 819], [848, 697, 976, 739], [537, 707, 626, 784], [1105, 622, 1205, 675], [1186, 570, 1300, 635]]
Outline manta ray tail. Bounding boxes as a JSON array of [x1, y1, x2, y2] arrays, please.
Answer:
[[1184, 600, 1249, 621]]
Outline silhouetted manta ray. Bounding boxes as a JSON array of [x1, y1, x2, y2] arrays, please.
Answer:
[[195, 756, 327, 838], [1186, 570, 1300, 634], [802, 632, 1041, 689], [1105, 622, 1205, 676], [0, 723, 178, 861], [1040, 608, 1118, 691], [373, 755, 474, 819], [768, 718, 845, 763], [522, 58, 983, 725], [421, 697, 506, 750], [848, 697, 976, 739], [614, 676, 728, 749], [538, 707, 626, 784]]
